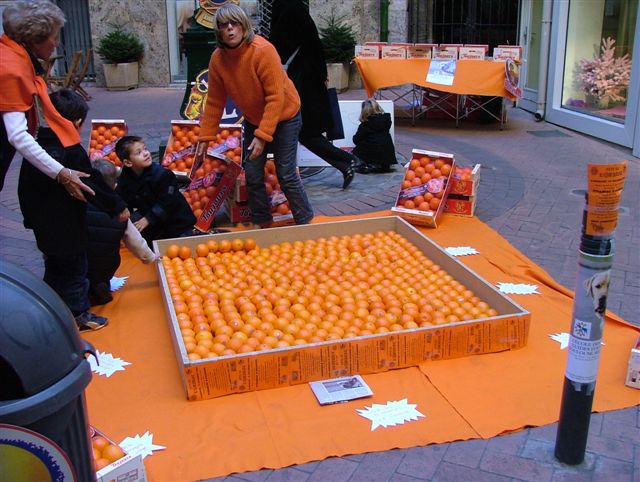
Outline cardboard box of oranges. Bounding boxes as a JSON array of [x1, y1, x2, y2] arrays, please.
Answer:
[[154, 216, 530, 401], [391, 149, 455, 228], [90, 426, 146, 482], [444, 164, 480, 217], [88, 119, 127, 167]]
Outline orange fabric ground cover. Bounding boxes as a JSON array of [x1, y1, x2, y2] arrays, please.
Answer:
[[84, 213, 639, 481], [355, 58, 517, 100]]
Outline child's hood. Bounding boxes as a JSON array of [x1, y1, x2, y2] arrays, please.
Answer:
[[366, 112, 392, 131]]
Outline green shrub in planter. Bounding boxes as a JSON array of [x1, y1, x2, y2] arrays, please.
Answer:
[[96, 29, 144, 64], [319, 15, 356, 64]]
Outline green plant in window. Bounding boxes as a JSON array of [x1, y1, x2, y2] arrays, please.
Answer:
[[577, 37, 631, 104]]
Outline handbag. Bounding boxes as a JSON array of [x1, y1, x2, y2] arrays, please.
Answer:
[[325, 87, 344, 141]]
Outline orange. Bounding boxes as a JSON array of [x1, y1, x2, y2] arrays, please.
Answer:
[[92, 436, 109, 452], [195, 243, 209, 257], [231, 239, 244, 251], [219, 239, 232, 253], [94, 458, 111, 471], [178, 246, 192, 260], [166, 244, 180, 259], [102, 444, 125, 463]]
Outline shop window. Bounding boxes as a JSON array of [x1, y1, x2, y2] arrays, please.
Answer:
[[562, 0, 637, 123]]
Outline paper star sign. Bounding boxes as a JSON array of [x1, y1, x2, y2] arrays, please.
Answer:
[[119, 431, 166, 459], [549, 332, 605, 350], [445, 246, 479, 257], [357, 399, 425, 431], [496, 282, 540, 295], [110, 275, 128, 292], [88, 350, 131, 377]]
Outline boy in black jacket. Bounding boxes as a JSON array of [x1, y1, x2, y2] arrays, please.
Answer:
[[17, 89, 128, 331], [87, 159, 157, 305], [115, 136, 196, 248]]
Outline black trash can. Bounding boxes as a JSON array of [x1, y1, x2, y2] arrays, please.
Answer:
[[0, 261, 96, 481]]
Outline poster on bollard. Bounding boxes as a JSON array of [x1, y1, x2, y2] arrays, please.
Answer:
[[584, 162, 627, 237]]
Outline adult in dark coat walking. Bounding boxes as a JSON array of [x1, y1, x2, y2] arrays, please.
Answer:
[[269, 0, 359, 189]]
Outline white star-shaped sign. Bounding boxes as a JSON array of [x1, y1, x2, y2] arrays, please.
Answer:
[[497, 282, 541, 295], [549, 332, 605, 350], [445, 246, 479, 257], [119, 431, 166, 459], [88, 350, 131, 377], [356, 399, 425, 431], [110, 276, 128, 292]]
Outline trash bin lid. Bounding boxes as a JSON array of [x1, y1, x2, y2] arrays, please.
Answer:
[[0, 261, 87, 397]]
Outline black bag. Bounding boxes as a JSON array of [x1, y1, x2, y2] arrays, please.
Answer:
[[325, 87, 345, 141]]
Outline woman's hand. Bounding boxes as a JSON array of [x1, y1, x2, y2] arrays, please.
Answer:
[[134, 217, 150, 232], [118, 208, 131, 223], [247, 137, 265, 160], [56, 168, 95, 202]]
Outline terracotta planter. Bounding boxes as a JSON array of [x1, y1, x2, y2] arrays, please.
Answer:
[[103, 62, 139, 91], [326, 62, 349, 93]]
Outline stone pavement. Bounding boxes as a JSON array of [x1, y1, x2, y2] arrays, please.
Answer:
[[0, 85, 638, 481]]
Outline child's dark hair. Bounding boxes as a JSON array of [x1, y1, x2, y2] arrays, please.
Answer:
[[50, 88, 89, 124], [92, 158, 118, 190], [115, 135, 143, 162]]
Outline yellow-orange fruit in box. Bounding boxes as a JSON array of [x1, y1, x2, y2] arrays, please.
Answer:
[[391, 149, 455, 228], [88, 119, 127, 167], [448, 163, 480, 196]]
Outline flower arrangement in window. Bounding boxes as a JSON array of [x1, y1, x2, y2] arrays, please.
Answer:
[[577, 37, 631, 105]]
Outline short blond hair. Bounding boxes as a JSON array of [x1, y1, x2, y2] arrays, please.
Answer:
[[2, 0, 65, 45], [214, 4, 254, 46], [359, 98, 385, 123]]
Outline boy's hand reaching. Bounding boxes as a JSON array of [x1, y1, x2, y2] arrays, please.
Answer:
[[247, 137, 265, 160], [118, 208, 131, 223], [134, 216, 150, 232]]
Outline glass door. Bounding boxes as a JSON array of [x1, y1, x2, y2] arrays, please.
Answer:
[[167, 0, 198, 83], [518, 0, 544, 113], [546, 0, 640, 147]]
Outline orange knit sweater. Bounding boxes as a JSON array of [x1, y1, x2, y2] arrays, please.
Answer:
[[199, 35, 300, 143]]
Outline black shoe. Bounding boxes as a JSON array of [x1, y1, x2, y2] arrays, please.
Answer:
[[75, 311, 109, 332], [89, 282, 113, 306], [342, 166, 355, 189], [354, 164, 373, 174]]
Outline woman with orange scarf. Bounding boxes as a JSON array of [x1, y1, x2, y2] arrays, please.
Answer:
[[0, 0, 92, 200]]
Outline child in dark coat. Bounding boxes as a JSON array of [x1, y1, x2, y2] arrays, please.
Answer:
[[115, 135, 196, 248], [352, 98, 397, 173], [87, 159, 157, 305], [17, 89, 128, 331]]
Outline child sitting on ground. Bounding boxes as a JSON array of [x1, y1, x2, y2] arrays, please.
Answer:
[[115, 135, 196, 248], [87, 159, 158, 305], [17, 89, 128, 331], [352, 98, 397, 174]]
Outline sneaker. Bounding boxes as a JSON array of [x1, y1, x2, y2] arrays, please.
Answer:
[[75, 311, 109, 332]]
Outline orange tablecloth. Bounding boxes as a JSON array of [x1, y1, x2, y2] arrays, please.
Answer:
[[355, 58, 516, 100], [84, 213, 639, 481]]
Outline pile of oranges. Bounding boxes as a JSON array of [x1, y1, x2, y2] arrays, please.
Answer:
[[162, 124, 242, 173], [89, 123, 127, 166], [161, 231, 497, 360], [183, 184, 218, 219], [91, 432, 126, 472], [452, 165, 473, 181], [397, 156, 453, 212]]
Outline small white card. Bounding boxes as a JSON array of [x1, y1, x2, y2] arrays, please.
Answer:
[[110, 276, 128, 292], [357, 399, 425, 431], [497, 282, 540, 295], [426, 60, 456, 85], [88, 350, 131, 377], [445, 246, 479, 257], [309, 375, 373, 405], [119, 431, 166, 459]]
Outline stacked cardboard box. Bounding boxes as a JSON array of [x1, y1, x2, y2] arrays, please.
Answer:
[[91, 426, 147, 482], [444, 163, 481, 216]]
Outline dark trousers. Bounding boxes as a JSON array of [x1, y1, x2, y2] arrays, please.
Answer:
[[43, 253, 89, 316], [299, 134, 354, 174]]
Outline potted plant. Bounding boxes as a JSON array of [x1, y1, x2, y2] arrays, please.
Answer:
[[96, 28, 144, 90], [577, 37, 631, 109], [319, 14, 356, 92]]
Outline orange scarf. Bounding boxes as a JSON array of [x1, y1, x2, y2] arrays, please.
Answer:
[[0, 34, 80, 147]]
